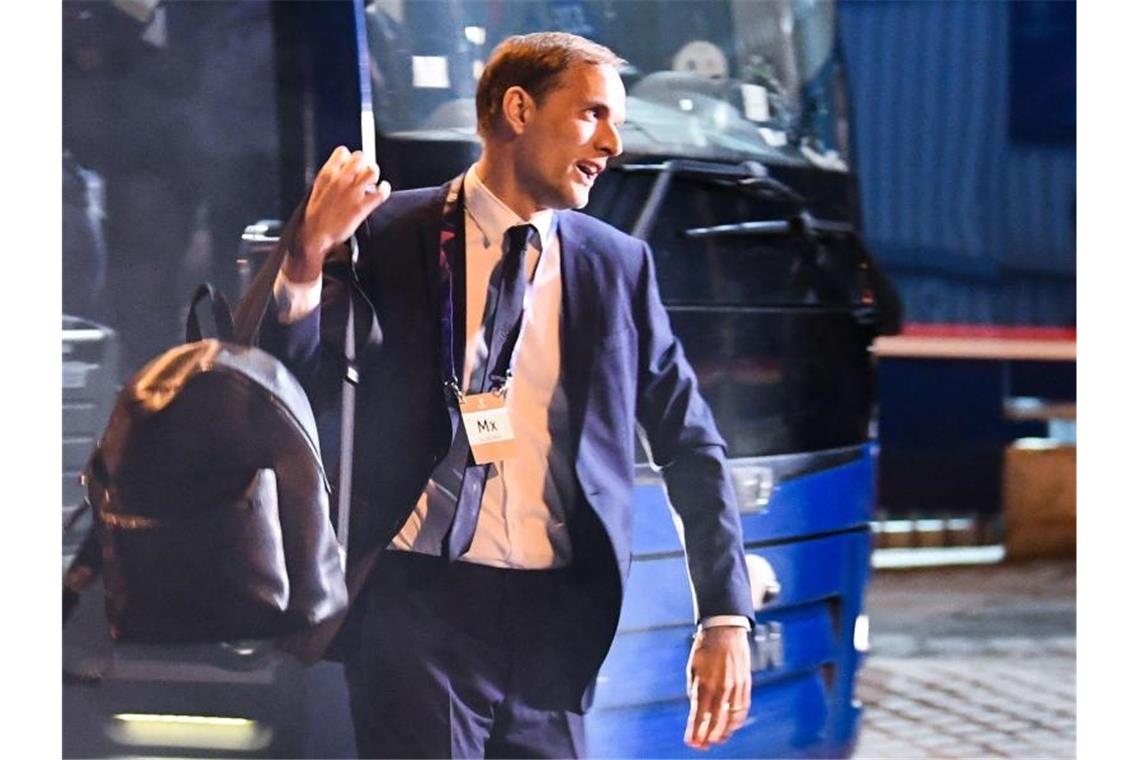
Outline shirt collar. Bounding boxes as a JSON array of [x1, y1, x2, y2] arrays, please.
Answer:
[[463, 165, 556, 251]]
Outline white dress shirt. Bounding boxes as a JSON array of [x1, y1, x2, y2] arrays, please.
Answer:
[[392, 166, 575, 569]]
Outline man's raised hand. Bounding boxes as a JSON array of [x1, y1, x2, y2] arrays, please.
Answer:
[[285, 146, 392, 283]]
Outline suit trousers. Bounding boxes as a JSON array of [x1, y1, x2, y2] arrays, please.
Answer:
[[343, 550, 592, 759]]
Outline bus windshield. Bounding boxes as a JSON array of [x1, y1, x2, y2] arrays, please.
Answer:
[[365, 0, 849, 171]]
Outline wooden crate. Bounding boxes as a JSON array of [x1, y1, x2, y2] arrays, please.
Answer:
[[1002, 441, 1076, 560]]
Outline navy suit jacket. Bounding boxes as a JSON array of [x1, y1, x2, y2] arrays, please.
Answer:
[[251, 179, 754, 708]]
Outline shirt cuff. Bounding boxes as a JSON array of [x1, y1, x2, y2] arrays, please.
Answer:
[[273, 262, 322, 324], [698, 615, 753, 631]]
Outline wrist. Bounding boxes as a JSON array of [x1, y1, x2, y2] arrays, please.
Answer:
[[699, 615, 752, 632], [273, 264, 322, 324], [284, 232, 327, 284], [282, 256, 322, 285], [694, 626, 748, 649]]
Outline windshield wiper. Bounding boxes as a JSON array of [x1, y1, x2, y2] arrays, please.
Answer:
[[616, 159, 806, 239], [684, 212, 854, 240]]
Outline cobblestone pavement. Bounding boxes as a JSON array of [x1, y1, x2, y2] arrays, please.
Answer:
[[851, 558, 1075, 759]]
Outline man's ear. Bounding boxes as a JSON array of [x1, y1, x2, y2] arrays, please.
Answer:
[[500, 86, 533, 135]]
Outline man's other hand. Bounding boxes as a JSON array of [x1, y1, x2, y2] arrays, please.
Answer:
[[684, 625, 752, 750], [286, 146, 392, 283]]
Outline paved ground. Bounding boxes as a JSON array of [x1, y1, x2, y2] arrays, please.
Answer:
[[851, 558, 1076, 759]]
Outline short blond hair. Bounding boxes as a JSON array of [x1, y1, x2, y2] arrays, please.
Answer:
[[475, 32, 625, 136]]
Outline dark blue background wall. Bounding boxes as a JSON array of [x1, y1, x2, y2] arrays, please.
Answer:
[[838, 0, 1075, 327]]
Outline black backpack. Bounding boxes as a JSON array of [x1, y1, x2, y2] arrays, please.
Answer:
[[84, 283, 347, 643], [64, 231, 378, 661]]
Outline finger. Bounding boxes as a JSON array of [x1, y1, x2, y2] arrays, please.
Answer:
[[351, 161, 381, 188], [683, 703, 699, 748], [726, 702, 749, 732], [724, 655, 752, 735], [314, 146, 350, 191], [706, 701, 732, 745], [361, 180, 392, 213], [690, 680, 720, 748], [703, 683, 734, 745], [725, 683, 751, 734], [683, 676, 709, 748], [336, 151, 367, 185], [322, 146, 350, 171], [330, 145, 353, 170], [684, 696, 713, 750]]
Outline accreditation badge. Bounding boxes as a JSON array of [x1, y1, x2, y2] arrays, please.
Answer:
[[459, 392, 517, 464]]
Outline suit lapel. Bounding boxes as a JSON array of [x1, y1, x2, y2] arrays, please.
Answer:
[[416, 179, 468, 354], [557, 212, 600, 440]]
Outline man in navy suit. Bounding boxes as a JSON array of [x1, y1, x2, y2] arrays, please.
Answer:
[[260, 32, 754, 759]]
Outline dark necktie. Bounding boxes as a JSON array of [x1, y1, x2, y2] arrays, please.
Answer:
[[440, 223, 535, 560]]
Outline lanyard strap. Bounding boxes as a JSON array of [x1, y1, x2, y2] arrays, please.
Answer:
[[438, 175, 465, 401], [438, 176, 549, 403]]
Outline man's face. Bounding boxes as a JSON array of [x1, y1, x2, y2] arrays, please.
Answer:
[[516, 62, 626, 211]]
